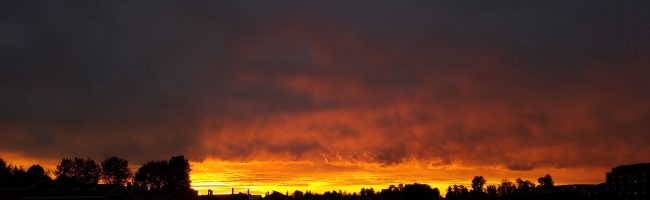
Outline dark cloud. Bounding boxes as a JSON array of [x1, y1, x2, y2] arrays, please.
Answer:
[[506, 163, 536, 171], [0, 1, 649, 170]]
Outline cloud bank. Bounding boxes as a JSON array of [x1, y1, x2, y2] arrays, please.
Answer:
[[1, 1, 649, 172]]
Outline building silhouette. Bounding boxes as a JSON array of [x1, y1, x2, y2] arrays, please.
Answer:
[[606, 163, 649, 199]]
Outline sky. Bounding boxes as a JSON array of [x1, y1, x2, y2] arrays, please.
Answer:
[[1, 0, 649, 195]]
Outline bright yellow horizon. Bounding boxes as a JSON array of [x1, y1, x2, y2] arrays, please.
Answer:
[[189, 159, 606, 196], [0, 152, 607, 196]]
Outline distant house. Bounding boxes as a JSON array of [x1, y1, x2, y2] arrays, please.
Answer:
[[21, 184, 136, 200], [197, 193, 260, 200], [606, 163, 650, 199]]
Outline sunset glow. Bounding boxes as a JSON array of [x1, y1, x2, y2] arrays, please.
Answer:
[[1, 1, 649, 198], [0, 152, 607, 195], [188, 160, 606, 195]]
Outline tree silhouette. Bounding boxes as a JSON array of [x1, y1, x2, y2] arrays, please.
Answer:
[[471, 176, 486, 192], [486, 185, 498, 199], [360, 187, 375, 200], [55, 157, 100, 185], [446, 186, 455, 200], [537, 174, 554, 189], [292, 190, 304, 199], [134, 160, 168, 191], [459, 185, 469, 200], [0, 159, 27, 181], [471, 176, 487, 200], [497, 179, 516, 197], [165, 155, 191, 191], [402, 183, 440, 200], [432, 188, 441, 199], [134, 155, 193, 191], [100, 156, 132, 185], [380, 184, 402, 200], [26, 165, 47, 179], [0, 158, 8, 177], [446, 185, 469, 200], [515, 178, 535, 192]]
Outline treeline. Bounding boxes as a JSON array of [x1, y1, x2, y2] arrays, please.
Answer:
[[255, 175, 604, 200], [0, 155, 192, 192], [2, 156, 606, 200], [442, 175, 594, 200], [0, 159, 48, 184], [257, 183, 441, 200]]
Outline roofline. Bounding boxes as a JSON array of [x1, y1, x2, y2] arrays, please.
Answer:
[[0, 178, 49, 191], [22, 196, 105, 199], [26, 178, 49, 190], [101, 185, 121, 198], [22, 184, 137, 200], [122, 186, 137, 199], [102, 184, 137, 199], [0, 188, 27, 191]]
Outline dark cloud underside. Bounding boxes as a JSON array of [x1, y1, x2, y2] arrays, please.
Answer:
[[0, 1, 649, 167]]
